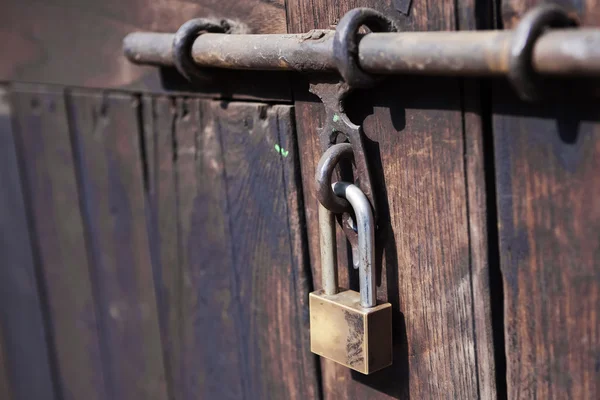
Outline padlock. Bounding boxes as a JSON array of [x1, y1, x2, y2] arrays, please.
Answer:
[[310, 181, 392, 375]]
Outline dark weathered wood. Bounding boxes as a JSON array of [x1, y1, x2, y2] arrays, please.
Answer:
[[180, 98, 247, 398], [461, 82, 499, 400], [11, 85, 107, 400], [145, 95, 239, 400], [494, 91, 600, 400], [179, 98, 250, 398], [143, 97, 319, 398], [146, 96, 180, 400], [0, 0, 290, 100], [214, 101, 319, 398], [287, 0, 494, 398], [494, 2, 600, 399], [0, 86, 57, 400], [67, 91, 168, 400], [456, 2, 499, 398], [17, 88, 108, 400], [273, 104, 319, 397], [140, 98, 166, 386]]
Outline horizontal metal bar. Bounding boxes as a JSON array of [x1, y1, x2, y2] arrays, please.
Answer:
[[123, 29, 600, 76]]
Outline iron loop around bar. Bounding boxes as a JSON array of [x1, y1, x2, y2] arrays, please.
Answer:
[[333, 8, 398, 88], [316, 143, 355, 214], [172, 18, 241, 81], [508, 4, 579, 101]]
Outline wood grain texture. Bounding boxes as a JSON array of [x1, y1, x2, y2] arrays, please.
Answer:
[[456, 1, 499, 398], [216, 101, 319, 398], [13, 86, 109, 399], [11, 85, 107, 400], [67, 90, 168, 400], [146, 96, 180, 400], [0, 86, 57, 400], [176, 98, 245, 399], [0, 0, 291, 100], [286, 0, 494, 398], [173, 97, 200, 397], [143, 97, 319, 398], [493, 91, 600, 400], [494, 2, 600, 398], [273, 104, 319, 397], [460, 80, 498, 400]]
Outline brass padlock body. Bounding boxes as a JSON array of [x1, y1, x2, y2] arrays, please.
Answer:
[[310, 288, 392, 374]]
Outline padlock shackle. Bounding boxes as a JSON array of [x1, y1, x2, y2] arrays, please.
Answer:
[[332, 182, 376, 308], [319, 203, 338, 295]]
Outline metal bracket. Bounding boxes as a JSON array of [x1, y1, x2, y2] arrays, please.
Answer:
[[312, 8, 397, 255]]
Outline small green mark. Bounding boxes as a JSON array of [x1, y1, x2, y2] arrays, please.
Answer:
[[274, 144, 289, 157], [332, 114, 340, 123]]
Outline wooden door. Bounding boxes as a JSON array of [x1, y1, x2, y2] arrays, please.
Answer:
[[0, 1, 598, 399], [493, 1, 600, 398], [287, 0, 496, 398]]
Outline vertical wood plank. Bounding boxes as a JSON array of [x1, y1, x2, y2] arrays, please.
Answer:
[[495, 2, 600, 399], [456, 2, 499, 399], [146, 96, 242, 399], [359, 79, 477, 400], [461, 85, 498, 400], [147, 96, 181, 400], [493, 94, 600, 400], [175, 97, 237, 399], [286, 0, 493, 398], [68, 91, 168, 400], [0, 86, 56, 400], [10, 85, 108, 400], [145, 99, 319, 398], [139, 98, 170, 395], [274, 104, 319, 396], [215, 101, 320, 399], [146, 96, 207, 399], [178, 98, 246, 399]]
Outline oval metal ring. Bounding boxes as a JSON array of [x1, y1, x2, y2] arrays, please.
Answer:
[[315, 143, 354, 213], [173, 18, 235, 81], [333, 8, 398, 88], [508, 4, 579, 101]]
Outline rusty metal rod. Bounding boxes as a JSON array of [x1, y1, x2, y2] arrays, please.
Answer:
[[123, 29, 600, 76]]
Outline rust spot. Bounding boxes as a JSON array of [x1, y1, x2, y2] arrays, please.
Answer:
[[301, 29, 328, 41]]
